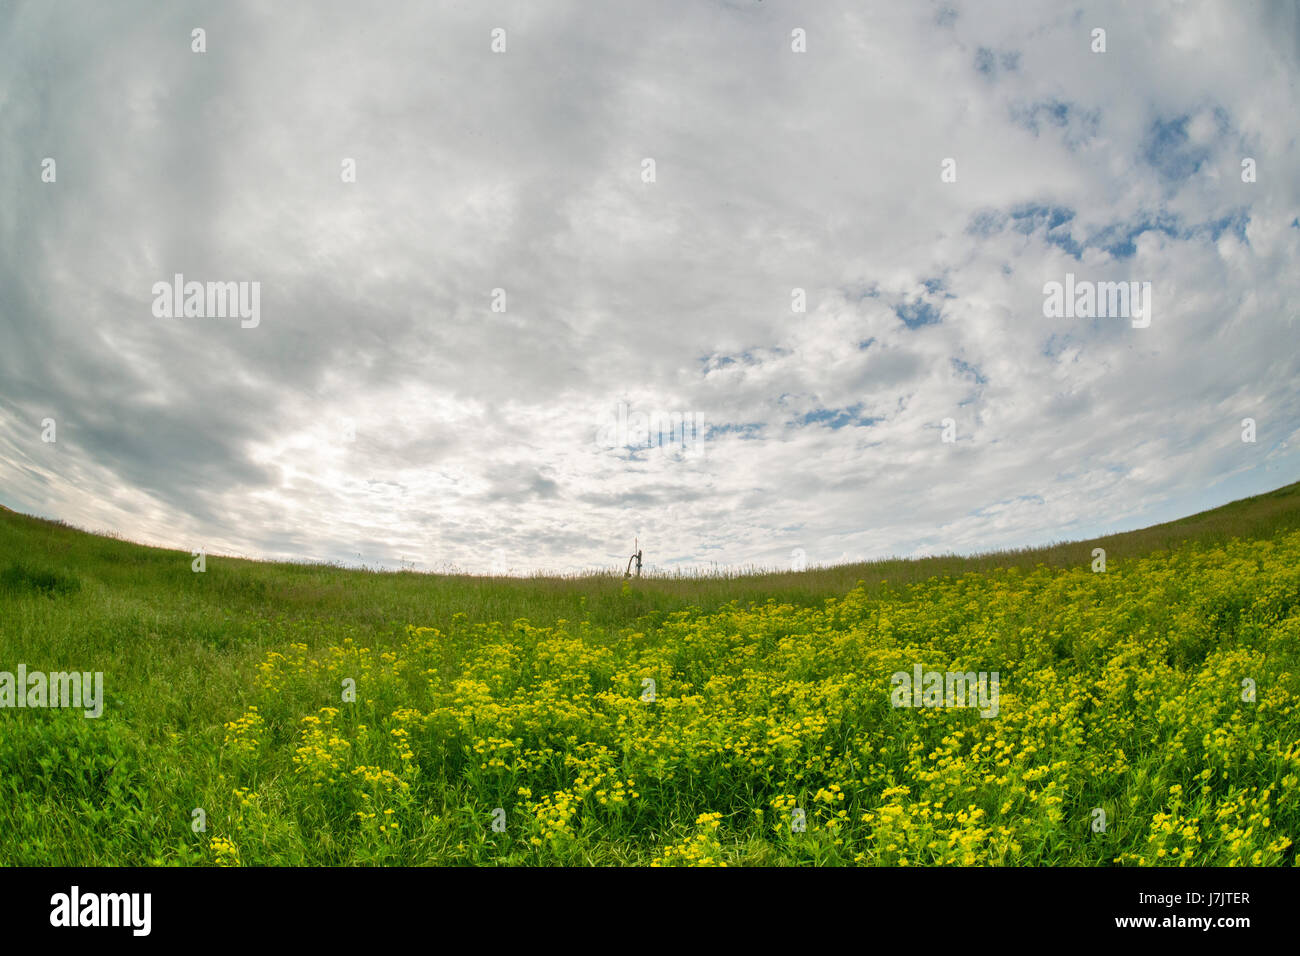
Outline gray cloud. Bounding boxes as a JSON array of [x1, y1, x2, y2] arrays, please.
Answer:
[[1, 0, 1298, 574]]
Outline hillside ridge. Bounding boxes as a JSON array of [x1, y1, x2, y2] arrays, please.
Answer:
[[2, 478, 1298, 586]]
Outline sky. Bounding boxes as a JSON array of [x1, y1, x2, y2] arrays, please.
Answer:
[[1, 0, 1297, 575]]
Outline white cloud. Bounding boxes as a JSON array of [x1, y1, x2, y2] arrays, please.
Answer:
[[1, 0, 1296, 573]]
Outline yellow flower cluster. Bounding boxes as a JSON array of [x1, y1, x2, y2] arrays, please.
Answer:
[[292, 707, 353, 788], [221, 706, 264, 759], [209, 836, 241, 867], [652, 812, 729, 867]]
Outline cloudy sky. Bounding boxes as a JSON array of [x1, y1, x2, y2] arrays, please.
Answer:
[[1, 0, 1297, 574]]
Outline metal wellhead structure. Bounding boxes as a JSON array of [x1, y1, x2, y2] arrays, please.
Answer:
[[625, 538, 642, 579]]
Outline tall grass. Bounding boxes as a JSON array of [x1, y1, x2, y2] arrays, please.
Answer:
[[0, 480, 1296, 864]]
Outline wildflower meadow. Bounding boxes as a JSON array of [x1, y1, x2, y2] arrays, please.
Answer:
[[2, 487, 1297, 867]]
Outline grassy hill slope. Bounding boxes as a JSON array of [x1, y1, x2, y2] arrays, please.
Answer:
[[4, 478, 1300, 632], [1, 480, 1298, 866]]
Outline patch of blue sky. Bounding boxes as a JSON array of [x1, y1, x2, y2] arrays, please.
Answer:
[[951, 358, 988, 385], [1009, 98, 1100, 148], [921, 277, 955, 297], [707, 423, 763, 439], [791, 406, 883, 430], [895, 299, 943, 328], [967, 202, 1250, 259], [975, 47, 1022, 78], [1141, 110, 1230, 183], [698, 347, 789, 372]]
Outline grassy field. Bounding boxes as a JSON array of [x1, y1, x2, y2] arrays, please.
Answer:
[[1, 482, 1298, 865]]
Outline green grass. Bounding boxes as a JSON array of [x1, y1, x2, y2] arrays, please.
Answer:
[[7, 479, 1300, 631], [1, 479, 1298, 866]]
